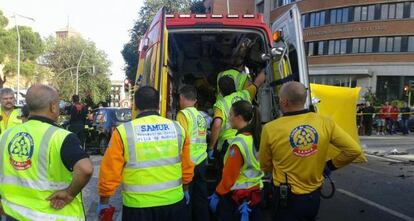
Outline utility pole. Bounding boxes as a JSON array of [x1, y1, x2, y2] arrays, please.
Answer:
[[75, 49, 86, 96], [12, 13, 35, 105]]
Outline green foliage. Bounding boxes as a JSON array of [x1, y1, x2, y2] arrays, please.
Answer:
[[42, 36, 112, 104], [362, 87, 377, 105], [0, 10, 44, 87], [391, 100, 406, 108], [122, 0, 203, 80]]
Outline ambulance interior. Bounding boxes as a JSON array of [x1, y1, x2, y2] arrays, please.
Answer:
[[167, 30, 301, 128], [167, 30, 278, 126]]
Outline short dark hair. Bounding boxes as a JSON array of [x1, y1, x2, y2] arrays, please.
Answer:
[[218, 76, 236, 96], [72, 95, 80, 103], [135, 86, 159, 110], [179, 85, 197, 101], [21, 105, 30, 117]]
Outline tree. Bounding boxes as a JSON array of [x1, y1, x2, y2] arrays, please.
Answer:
[[122, 0, 204, 80], [0, 10, 44, 88], [41, 37, 112, 104]]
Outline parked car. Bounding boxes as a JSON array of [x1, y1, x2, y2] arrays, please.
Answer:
[[85, 107, 132, 155]]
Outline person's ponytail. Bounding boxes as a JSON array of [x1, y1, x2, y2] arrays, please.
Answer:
[[231, 100, 262, 151]]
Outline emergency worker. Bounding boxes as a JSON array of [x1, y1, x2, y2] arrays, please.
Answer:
[[259, 81, 362, 221], [216, 38, 260, 98], [0, 88, 22, 134], [97, 86, 194, 221], [176, 85, 209, 221], [209, 100, 264, 221], [209, 71, 265, 171], [0, 84, 93, 221]]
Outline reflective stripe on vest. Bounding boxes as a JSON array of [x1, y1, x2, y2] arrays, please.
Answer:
[[181, 108, 207, 164], [1, 199, 81, 221], [0, 128, 13, 175], [122, 178, 182, 192], [0, 176, 69, 191]]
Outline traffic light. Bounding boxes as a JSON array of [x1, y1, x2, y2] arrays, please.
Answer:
[[404, 84, 410, 96], [124, 79, 130, 93]]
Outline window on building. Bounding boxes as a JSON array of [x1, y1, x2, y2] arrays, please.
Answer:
[[381, 4, 389, 20], [354, 6, 361, 21], [315, 12, 320, 26], [379, 37, 387, 52], [374, 4, 381, 20], [335, 40, 341, 54], [346, 39, 353, 53], [359, 38, 366, 53], [408, 36, 414, 52], [368, 5, 375, 20], [256, 2, 264, 13], [396, 3, 404, 19], [411, 2, 414, 18], [328, 40, 335, 55], [394, 37, 402, 52], [318, 41, 324, 55], [273, 0, 278, 9], [308, 42, 314, 56], [342, 7, 349, 23], [352, 39, 359, 53], [330, 9, 337, 24], [337, 8, 343, 23], [310, 13, 315, 27], [361, 6, 368, 21], [401, 37, 409, 52], [340, 39, 347, 54], [389, 4, 396, 19], [320, 11, 326, 25], [366, 38, 373, 53], [386, 37, 394, 52]]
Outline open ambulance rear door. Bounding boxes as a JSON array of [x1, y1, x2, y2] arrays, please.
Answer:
[[135, 7, 169, 117], [271, 4, 311, 108]]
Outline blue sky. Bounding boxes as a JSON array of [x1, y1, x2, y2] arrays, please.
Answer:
[[1, 0, 145, 81]]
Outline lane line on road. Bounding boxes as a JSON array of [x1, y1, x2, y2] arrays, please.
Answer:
[[337, 188, 414, 221], [365, 154, 404, 163]]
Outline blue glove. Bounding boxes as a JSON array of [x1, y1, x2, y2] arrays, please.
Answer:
[[208, 193, 219, 213], [96, 203, 110, 215], [239, 201, 251, 221], [208, 149, 215, 160], [184, 190, 190, 205]]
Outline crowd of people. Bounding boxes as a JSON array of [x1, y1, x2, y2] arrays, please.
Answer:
[[357, 101, 411, 136], [0, 54, 368, 221]]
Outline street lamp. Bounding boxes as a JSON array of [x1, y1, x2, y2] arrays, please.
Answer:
[[75, 49, 86, 95], [11, 13, 35, 105]]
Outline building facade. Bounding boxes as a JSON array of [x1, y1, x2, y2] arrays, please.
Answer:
[[265, 0, 414, 103], [208, 0, 414, 103]]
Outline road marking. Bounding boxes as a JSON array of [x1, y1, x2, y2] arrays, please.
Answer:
[[365, 154, 404, 163], [337, 188, 414, 221]]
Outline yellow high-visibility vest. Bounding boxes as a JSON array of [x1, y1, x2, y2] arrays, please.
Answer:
[[179, 107, 207, 165], [0, 120, 85, 221], [118, 115, 185, 208]]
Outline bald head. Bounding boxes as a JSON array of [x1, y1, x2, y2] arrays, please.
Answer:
[[279, 81, 307, 106], [26, 84, 59, 112]]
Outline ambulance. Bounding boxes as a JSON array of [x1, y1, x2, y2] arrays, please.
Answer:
[[134, 4, 310, 122]]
